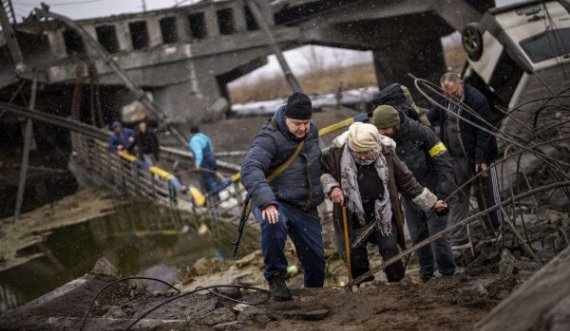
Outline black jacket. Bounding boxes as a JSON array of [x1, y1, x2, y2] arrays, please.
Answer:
[[241, 106, 324, 210], [427, 84, 498, 165], [135, 129, 160, 160], [393, 115, 454, 198]]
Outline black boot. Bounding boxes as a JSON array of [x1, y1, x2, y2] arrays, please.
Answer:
[[268, 273, 291, 301]]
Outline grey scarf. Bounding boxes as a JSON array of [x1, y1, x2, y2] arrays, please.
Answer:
[[340, 144, 393, 236]]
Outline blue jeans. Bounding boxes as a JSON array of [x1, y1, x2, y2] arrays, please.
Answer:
[[253, 203, 325, 287], [402, 195, 456, 278]]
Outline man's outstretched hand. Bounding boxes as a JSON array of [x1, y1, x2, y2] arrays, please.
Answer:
[[433, 200, 448, 213], [262, 205, 280, 224]]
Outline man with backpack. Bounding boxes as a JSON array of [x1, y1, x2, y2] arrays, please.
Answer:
[[372, 105, 456, 282], [241, 92, 325, 301]]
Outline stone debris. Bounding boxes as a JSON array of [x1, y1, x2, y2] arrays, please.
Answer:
[[191, 257, 222, 276], [91, 257, 119, 278], [237, 306, 275, 326], [103, 305, 127, 319], [213, 321, 245, 331], [282, 308, 329, 320], [197, 307, 237, 326], [132, 264, 179, 295]]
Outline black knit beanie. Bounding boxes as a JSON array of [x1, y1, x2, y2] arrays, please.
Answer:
[[284, 92, 312, 120]]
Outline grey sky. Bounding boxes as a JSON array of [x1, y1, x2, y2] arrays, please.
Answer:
[[11, 0, 188, 19]]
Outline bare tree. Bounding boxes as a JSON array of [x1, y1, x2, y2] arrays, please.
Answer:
[[301, 45, 325, 80]]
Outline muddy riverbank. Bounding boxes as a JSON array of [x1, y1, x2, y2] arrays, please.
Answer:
[[0, 190, 257, 313], [0, 245, 543, 331]]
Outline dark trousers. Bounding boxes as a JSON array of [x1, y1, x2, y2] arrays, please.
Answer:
[[350, 219, 405, 283], [201, 168, 218, 193], [253, 203, 325, 287], [200, 156, 219, 193], [475, 165, 503, 231], [449, 157, 503, 244], [402, 195, 455, 278]]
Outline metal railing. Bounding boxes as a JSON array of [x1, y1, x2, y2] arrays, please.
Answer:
[[72, 133, 184, 206], [70, 131, 247, 220], [0, 99, 246, 220]]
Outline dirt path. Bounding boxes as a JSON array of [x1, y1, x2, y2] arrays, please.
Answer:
[[3, 241, 540, 331], [0, 261, 501, 331]]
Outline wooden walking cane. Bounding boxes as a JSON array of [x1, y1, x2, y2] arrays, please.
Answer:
[[341, 206, 353, 282]]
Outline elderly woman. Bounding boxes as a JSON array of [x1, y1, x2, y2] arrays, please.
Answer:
[[321, 123, 448, 284]]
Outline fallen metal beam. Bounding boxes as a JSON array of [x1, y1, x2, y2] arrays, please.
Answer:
[[0, 100, 109, 141], [247, 0, 302, 93], [14, 73, 38, 221]]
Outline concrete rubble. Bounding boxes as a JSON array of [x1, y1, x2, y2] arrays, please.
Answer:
[[3, 239, 569, 330]]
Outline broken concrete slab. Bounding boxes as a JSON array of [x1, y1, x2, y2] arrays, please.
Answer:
[[476, 245, 570, 331], [213, 321, 245, 331], [197, 307, 237, 326], [237, 305, 275, 325], [191, 256, 222, 276], [282, 308, 329, 320], [132, 264, 179, 295], [3, 316, 188, 331]]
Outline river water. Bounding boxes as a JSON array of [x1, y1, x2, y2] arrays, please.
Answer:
[[0, 202, 256, 312]]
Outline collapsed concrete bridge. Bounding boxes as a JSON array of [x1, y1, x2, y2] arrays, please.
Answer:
[[0, 0, 494, 126]]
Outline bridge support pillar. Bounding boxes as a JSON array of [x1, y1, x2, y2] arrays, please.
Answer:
[[373, 29, 446, 101], [152, 79, 229, 124]]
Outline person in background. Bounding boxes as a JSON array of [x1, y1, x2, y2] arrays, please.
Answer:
[[108, 120, 135, 153], [188, 125, 218, 192], [134, 120, 160, 166], [427, 72, 501, 249]]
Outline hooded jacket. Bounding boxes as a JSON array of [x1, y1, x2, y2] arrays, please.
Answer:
[[321, 132, 437, 256], [241, 106, 324, 210]]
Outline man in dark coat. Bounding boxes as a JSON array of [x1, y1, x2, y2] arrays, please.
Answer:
[[134, 120, 160, 166], [108, 120, 135, 153], [427, 72, 502, 247], [241, 93, 325, 300], [321, 122, 448, 284], [373, 105, 455, 281]]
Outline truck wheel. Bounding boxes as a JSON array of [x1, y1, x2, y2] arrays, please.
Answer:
[[462, 23, 483, 61]]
